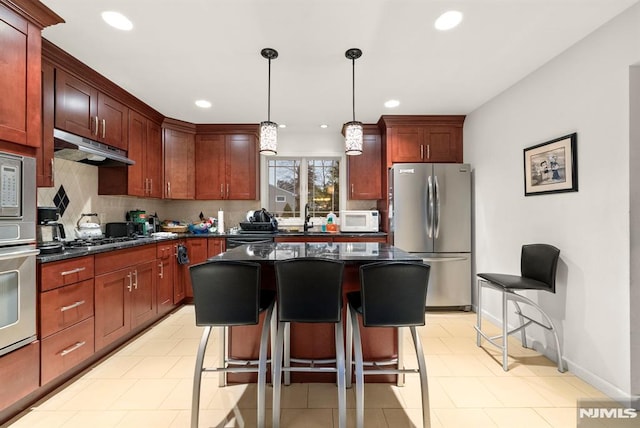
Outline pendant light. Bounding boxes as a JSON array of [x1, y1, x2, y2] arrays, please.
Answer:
[[344, 48, 363, 156], [260, 48, 278, 155]]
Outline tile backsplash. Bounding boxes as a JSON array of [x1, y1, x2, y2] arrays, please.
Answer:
[[37, 158, 377, 238], [37, 159, 257, 237]]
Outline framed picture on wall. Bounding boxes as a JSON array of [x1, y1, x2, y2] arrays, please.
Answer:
[[523, 132, 578, 196]]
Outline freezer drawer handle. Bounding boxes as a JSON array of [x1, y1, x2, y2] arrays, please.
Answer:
[[422, 257, 468, 262]]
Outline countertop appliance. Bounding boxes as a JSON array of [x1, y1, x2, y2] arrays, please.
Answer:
[[36, 207, 65, 254], [340, 210, 379, 232], [389, 163, 471, 309], [105, 222, 135, 238], [0, 152, 38, 357]]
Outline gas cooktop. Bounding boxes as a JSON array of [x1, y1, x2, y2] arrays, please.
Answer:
[[64, 236, 139, 250]]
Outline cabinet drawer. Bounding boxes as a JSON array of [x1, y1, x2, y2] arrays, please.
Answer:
[[95, 244, 156, 275], [41, 317, 94, 385], [157, 242, 175, 259], [40, 279, 94, 338], [40, 256, 94, 292]]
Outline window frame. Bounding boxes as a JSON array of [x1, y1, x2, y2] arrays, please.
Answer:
[[260, 155, 346, 226]]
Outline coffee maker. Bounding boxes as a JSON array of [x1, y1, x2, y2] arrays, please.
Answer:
[[36, 206, 65, 253], [126, 209, 149, 236]]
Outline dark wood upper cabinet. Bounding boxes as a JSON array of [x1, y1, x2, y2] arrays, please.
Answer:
[[163, 119, 195, 200], [98, 110, 162, 197], [347, 126, 382, 200], [195, 125, 259, 200], [55, 69, 128, 150], [37, 60, 55, 187], [378, 115, 465, 165], [0, 1, 61, 151]]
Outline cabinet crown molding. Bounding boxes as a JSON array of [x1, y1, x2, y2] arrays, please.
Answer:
[[1, 0, 64, 28], [378, 115, 466, 129]]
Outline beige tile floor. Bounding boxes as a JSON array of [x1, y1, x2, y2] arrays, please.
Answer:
[[6, 306, 611, 428]]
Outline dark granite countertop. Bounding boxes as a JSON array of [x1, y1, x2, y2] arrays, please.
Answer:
[[209, 242, 418, 264], [37, 231, 388, 263]]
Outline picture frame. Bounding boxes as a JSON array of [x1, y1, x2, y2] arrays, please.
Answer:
[[523, 132, 578, 196]]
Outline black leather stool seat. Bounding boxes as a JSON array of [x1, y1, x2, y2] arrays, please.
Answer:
[[477, 273, 550, 291]]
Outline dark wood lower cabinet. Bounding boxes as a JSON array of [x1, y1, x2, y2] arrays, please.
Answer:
[[0, 341, 39, 409], [94, 246, 157, 351], [41, 317, 95, 385]]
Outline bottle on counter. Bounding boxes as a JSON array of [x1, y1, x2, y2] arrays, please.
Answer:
[[326, 213, 338, 232]]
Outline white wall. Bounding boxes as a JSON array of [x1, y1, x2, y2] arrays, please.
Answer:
[[630, 65, 640, 396], [465, 3, 640, 399]]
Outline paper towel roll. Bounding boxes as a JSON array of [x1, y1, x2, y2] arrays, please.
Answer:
[[217, 210, 224, 234]]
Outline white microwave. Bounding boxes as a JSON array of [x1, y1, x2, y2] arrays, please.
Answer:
[[339, 210, 379, 232]]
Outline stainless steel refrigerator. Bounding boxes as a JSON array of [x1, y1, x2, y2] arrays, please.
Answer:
[[389, 163, 471, 309]]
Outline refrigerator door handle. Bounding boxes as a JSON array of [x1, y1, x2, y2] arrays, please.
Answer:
[[427, 175, 434, 238], [434, 175, 441, 238]]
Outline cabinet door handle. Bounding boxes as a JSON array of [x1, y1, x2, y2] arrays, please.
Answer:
[[60, 267, 86, 276], [132, 269, 138, 289], [226, 184, 229, 198], [60, 341, 86, 357], [420, 144, 424, 159], [149, 178, 153, 195], [351, 183, 354, 196], [220, 183, 224, 197], [94, 116, 99, 136], [101, 119, 106, 138], [127, 272, 133, 292], [167, 181, 171, 197], [60, 300, 86, 312], [426, 144, 430, 159], [51, 158, 55, 182], [158, 262, 164, 279]]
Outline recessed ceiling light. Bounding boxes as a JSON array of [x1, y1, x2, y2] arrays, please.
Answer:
[[435, 10, 463, 31], [101, 11, 133, 31], [195, 100, 212, 108], [279, 124, 287, 128], [384, 99, 400, 108], [320, 124, 328, 129]]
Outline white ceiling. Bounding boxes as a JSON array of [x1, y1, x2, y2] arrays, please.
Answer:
[[40, 0, 638, 135]]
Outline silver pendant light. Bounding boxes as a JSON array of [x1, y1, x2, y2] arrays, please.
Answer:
[[344, 48, 363, 156], [260, 48, 278, 156]]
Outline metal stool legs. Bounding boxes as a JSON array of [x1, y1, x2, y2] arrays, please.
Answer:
[[348, 304, 431, 428], [192, 302, 275, 428], [475, 278, 565, 372], [272, 319, 347, 428]]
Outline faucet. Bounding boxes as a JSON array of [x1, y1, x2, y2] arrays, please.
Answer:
[[303, 203, 313, 232]]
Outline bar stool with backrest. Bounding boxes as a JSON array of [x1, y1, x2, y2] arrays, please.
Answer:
[[190, 260, 276, 428], [475, 243, 564, 372], [272, 257, 346, 428], [346, 261, 432, 428]]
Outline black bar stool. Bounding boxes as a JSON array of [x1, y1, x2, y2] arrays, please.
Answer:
[[190, 260, 276, 428], [272, 257, 346, 428], [346, 261, 431, 428], [475, 243, 564, 372]]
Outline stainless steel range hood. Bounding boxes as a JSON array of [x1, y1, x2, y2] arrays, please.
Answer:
[[53, 128, 135, 166]]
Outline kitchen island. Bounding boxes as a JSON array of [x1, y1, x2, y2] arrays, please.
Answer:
[[209, 241, 422, 383]]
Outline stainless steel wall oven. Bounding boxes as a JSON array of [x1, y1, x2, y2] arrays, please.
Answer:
[[0, 152, 38, 357]]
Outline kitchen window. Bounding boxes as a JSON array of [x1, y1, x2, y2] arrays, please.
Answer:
[[266, 158, 340, 222]]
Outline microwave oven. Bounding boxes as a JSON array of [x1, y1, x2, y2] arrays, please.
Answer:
[[339, 210, 379, 232]]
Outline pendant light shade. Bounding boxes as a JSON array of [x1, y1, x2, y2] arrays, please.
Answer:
[[260, 48, 278, 156], [344, 48, 363, 156]]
